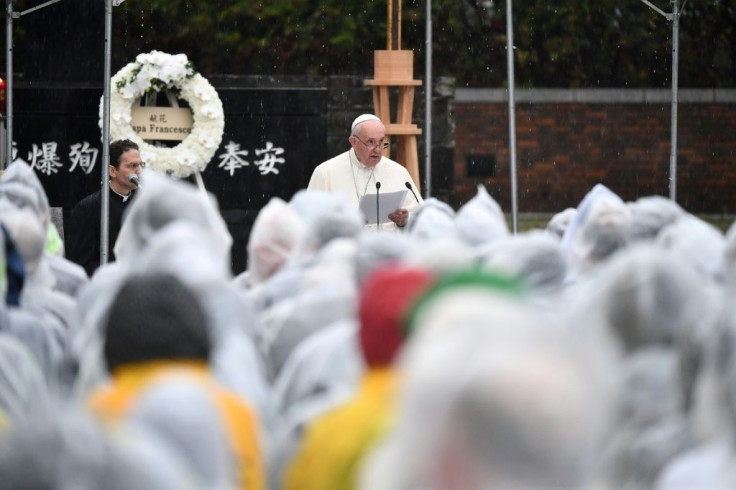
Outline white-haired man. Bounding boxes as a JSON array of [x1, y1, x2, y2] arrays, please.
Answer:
[[307, 114, 422, 230]]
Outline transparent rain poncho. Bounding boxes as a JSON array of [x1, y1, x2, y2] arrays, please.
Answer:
[[405, 197, 456, 242], [362, 276, 617, 490], [127, 221, 268, 414], [655, 299, 736, 490], [0, 332, 52, 422], [563, 244, 722, 378], [627, 195, 686, 244], [235, 197, 307, 289], [478, 230, 567, 296], [255, 237, 358, 381], [453, 184, 509, 249], [353, 229, 417, 284], [0, 208, 76, 332], [73, 222, 269, 415], [0, 406, 189, 490], [0, 160, 51, 233], [562, 184, 632, 281], [266, 320, 363, 490], [113, 169, 233, 266], [596, 347, 693, 489], [128, 379, 238, 490], [245, 191, 362, 314], [722, 220, 736, 283], [657, 214, 726, 283], [403, 235, 476, 276], [546, 207, 577, 240], [0, 160, 87, 295], [288, 189, 363, 260]]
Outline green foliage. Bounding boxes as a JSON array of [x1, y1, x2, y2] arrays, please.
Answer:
[[4, 0, 734, 87]]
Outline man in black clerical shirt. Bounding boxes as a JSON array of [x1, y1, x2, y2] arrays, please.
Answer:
[[67, 139, 143, 277]]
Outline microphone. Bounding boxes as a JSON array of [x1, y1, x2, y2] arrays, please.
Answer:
[[375, 181, 381, 231], [405, 182, 419, 203], [129, 174, 141, 189]]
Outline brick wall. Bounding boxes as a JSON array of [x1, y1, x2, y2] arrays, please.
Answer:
[[453, 89, 736, 214]]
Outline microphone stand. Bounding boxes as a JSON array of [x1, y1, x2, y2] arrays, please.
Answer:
[[375, 181, 381, 231], [405, 182, 420, 204]]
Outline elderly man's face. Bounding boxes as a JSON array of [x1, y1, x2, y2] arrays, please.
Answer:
[[349, 120, 386, 167]]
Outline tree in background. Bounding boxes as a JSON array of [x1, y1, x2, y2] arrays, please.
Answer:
[[3, 0, 734, 88]]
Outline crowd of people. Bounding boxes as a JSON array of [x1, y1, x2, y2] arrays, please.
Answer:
[[1, 152, 736, 489]]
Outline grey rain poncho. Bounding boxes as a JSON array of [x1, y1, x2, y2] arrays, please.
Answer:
[[0, 332, 52, 422], [627, 195, 686, 243], [288, 189, 363, 259], [266, 320, 363, 490], [405, 197, 456, 242], [655, 297, 736, 490], [113, 169, 233, 265], [0, 207, 76, 332], [546, 207, 577, 240], [362, 273, 617, 490], [245, 189, 362, 314], [0, 160, 87, 295], [453, 184, 509, 249], [256, 238, 358, 382], [562, 184, 632, 281], [353, 229, 417, 284], [565, 244, 712, 354], [478, 230, 567, 295], [129, 379, 238, 490], [563, 244, 727, 488], [657, 214, 726, 283], [0, 407, 189, 490], [235, 196, 307, 289]]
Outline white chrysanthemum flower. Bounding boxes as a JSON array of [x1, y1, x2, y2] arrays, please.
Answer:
[[120, 83, 139, 100], [176, 151, 199, 167], [200, 104, 220, 119], [197, 133, 217, 149], [193, 84, 212, 101], [140, 151, 157, 164], [111, 112, 132, 124], [136, 65, 156, 85], [172, 54, 188, 66]]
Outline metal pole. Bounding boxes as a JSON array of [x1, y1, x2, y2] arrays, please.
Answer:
[[6, 0, 13, 168], [100, 0, 113, 266], [669, 0, 679, 201], [506, 0, 518, 233], [424, 0, 432, 197]]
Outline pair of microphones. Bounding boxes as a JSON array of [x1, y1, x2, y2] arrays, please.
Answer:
[[374, 181, 420, 230]]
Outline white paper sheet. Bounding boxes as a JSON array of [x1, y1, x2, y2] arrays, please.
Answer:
[[359, 190, 408, 224]]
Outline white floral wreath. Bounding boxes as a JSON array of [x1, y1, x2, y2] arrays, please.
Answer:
[[100, 50, 225, 179]]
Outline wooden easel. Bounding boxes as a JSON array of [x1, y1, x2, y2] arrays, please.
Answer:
[[364, 0, 422, 192]]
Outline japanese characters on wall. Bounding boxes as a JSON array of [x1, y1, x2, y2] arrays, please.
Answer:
[[12, 84, 327, 272]]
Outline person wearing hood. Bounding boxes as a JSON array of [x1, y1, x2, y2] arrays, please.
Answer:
[[87, 272, 265, 490], [67, 139, 143, 277], [284, 264, 433, 490]]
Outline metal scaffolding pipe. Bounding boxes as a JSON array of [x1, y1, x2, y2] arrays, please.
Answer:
[[506, 0, 518, 233], [669, 0, 679, 201], [100, 0, 113, 266], [5, 0, 13, 169], [424, 0, 432, 198]]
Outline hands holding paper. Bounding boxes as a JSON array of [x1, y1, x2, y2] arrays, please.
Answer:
[[388, 208, 409, 228], [358, 189, 408, 226]]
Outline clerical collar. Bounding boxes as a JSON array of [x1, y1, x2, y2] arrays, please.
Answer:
[[110, 184, 132, 202]]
